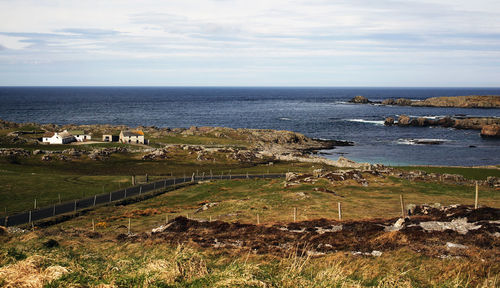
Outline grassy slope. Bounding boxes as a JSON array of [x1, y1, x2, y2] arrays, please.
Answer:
[[1, 177, 498, 287]]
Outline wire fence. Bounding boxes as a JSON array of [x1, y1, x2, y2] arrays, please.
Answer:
[[0, 172, 285, 227]]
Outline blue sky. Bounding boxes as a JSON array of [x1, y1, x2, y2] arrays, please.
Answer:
[[0, 0, 499, 86]]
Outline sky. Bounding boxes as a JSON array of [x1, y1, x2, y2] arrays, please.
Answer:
[[0, 0, 499, 87]]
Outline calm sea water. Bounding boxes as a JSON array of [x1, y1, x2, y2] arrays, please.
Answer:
[[0, 87, 499, 166]]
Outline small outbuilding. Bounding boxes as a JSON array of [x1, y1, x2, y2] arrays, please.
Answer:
[[102, 134, 119, 142], [119, 130, 147, 144], [69, 130, 91, 142]]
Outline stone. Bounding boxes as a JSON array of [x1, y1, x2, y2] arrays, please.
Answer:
[[349, 95, 370, 104], [397, 115, 411, 126], [480, 124, 500, 138], [395, 98, 413, 106], [381, 99, 396, 105], [384, 117, 394, 126]]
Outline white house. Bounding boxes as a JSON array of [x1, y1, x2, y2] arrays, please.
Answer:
[[119, 130, 147, 144], [42, 130, 75, 144], [69, 130, 91, 142]]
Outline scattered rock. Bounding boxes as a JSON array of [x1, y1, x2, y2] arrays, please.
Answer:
[[446, 242, 468, 249], [481, 124, 500, 138], [384, 117, 395, 126], [349, 95, 371, 104]]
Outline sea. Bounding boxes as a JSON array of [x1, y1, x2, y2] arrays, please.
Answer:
[[0, 87, 499, 166]]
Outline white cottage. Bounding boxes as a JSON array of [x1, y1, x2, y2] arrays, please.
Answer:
[[119, 130, 147, 144], [69, 130, 91, 142], [42, 130, 75, 144]]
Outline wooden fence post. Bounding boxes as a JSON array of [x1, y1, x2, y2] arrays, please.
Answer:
[[165, 214, 168, 224], [127, 218, 131, 234], [109, 192, 112, 202], [338, 202, 342, 220], [34, 198, 37, 209], [93, 195, 97, 206], [293, 207, 297, 222], [53, 205, 56, 216], [92, 219, 95, 232], [125, 188, 127, 198], [257, 214, 260, 225], [74, 200, 77, 213], [29, 210, 32, 224], [400, 195, 405, 218], [475, 181, 479, 209]]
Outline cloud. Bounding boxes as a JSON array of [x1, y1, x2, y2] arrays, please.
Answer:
[[0, 0, 499, 85]]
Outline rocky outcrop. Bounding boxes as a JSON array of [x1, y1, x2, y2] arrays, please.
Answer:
[[411, 95, 500, 108], [387, 115, 500, 132], [349, 95, 371, 104], [384, 117, 394, 126], [354, 95, 500, 108], [480, 124, 500, 138]]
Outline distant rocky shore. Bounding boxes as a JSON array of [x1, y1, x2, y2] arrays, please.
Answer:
[[349, 95, 500, 108], [384, 115, 500, 138]]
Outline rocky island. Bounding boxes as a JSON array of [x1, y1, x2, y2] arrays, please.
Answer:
[[349, 95, 500, 108]]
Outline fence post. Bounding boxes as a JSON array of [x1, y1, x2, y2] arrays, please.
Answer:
[[165, 214, 168, 224], [191, 173, 195, 182], [128, 218, 131, 234], [400, 195, 405, 218], [109, 192, 112, 202], [125, 188, 127, 198], [74, 200, 77, 213], [53, 205, 56, 216], [4, 216, 7, 227], [92, 219, 95, 232], [294, 207, 297, 222], [338, 202, 342, 220], [29, 210, 32, 224], [140, 186, 142, 195], [34, 198, 37, 210], [257, 214, 260, 225], [164, 179, 167, 187], [210, 170, 213, 179], [93, 195, 97, 206], [475, 181, 479, 209], [246, 172, 249, 179], [132, 175, 136, 186], [173, 177, 176, 185], [146, 174, 149, 183], [184, 173, 186, 182]]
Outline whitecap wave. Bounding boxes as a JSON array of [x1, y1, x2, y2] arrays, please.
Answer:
[[279, 117, 292, 121], [397, 138, 451, 145], [346, 119, 385, 125]]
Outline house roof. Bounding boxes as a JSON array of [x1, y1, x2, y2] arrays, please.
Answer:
[[43, 132, 55, 137], [68, 130, 85, 135], [58, 131, 73, 138], [121, 130, 144, 137]]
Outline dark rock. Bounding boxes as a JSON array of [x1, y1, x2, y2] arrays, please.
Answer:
[[349, 95, 371, 104], [384, 117, 395, 126], [43, 239, 59, 248], [437, 117, 455, 127]]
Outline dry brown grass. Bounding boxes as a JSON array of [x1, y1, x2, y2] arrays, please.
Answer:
[[0, 255, 68, 288]]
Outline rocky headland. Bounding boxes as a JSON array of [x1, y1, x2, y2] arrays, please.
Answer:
[[349, 95, 500, 108], [0, 119, 367, 168], [384, 115, 500, 137]]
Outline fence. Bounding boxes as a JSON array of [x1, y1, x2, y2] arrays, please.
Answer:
[[0, 173, 285, 227]]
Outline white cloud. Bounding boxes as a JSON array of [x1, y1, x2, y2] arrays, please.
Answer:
[[0, 0, 499, 85]]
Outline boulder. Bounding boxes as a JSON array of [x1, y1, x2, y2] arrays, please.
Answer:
[[397, 115, 411, 126], [395, 98, 413, 106], [384, 117, 395, 126], [480, 124, 500, 138], [349, 95, 370, 104], [381, 99, 396, 105]]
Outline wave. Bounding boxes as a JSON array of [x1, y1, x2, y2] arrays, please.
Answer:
[[345, 119, 385, 125], [279, 117, 292, 121], [397, 138, 451, 145]]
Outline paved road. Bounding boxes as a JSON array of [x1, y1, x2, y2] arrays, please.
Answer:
[[0, 173, 284, 227]]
